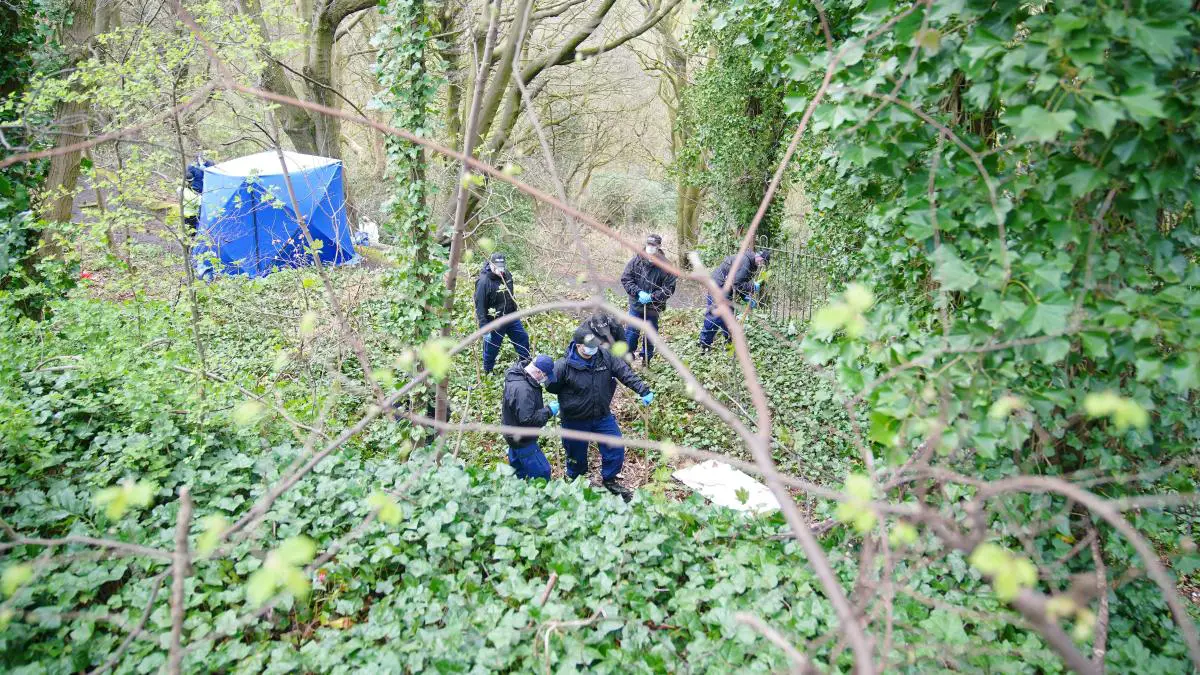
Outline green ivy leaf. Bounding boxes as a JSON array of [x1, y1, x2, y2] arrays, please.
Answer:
[[784, 54, 813, 80], [1119, 86, 1166, 126], [1009, 106, 1076, 143], [921, 609, 969, 644], [868, 412, 899, 447], [1020, 300, 1072, 337], [783, 94, 809, 116], [1063, 166, 1105, 198], [840, 42, 865, 66], [932, 245, 979, 291], [1079, 99, 1124, 138], [1168, 353, 1200, 393]]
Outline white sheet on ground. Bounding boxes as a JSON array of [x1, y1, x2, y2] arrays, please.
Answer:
[[672, 460, 780, 514]]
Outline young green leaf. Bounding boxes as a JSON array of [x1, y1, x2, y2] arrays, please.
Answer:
[[2, 564, 34, 596], [368, 491, 402, 526]]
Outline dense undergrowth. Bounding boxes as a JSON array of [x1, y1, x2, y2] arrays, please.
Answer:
[[1, 247, 1195, 672]]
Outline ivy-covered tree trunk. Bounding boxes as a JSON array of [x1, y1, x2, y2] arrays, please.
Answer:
[[678, 37, 787, 251], [376, 0, 447, 374]]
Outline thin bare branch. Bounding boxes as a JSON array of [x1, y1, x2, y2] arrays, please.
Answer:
[[167, 486, 192, 675]]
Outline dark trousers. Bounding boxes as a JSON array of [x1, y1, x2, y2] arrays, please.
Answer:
[[699, 295, 731, 348], [624, 308, 660, 362], [561, 414, 623, 481], [507, 441, 551, 480], [482, 319, 531, 373]]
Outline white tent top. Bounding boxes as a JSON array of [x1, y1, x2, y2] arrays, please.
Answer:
[[206, 151, 339, 177]]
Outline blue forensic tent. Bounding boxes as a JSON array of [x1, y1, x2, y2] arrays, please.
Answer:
[[193, 151, 356, 277]]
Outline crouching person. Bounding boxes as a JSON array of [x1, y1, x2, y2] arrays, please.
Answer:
[[547, 327, 654, 501], [501, 355, 559, 480]]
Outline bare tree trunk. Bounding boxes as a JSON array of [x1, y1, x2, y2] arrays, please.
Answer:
[[307, 12, 342, 158], [677, 183, 701, 266], [238, 0, 320, 154], [95, 0, 120, 34], [39, 0, 97, 258], [437, 4, 464, 151], [655, 15, 702, 266]]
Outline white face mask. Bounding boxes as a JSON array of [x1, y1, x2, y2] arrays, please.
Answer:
[[580, 344, 598, 357], [525, 365, 546, 385], [492, 264, 506, 276], [646, 246, 658, 255]]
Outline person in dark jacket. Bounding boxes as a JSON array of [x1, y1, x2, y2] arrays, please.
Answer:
[[475, 253, 531, 374], [569, 311, 625, 354], [620, 234, 677, 366], [546, 327, 654, 501], [699, 249, 770, 351], [501, 354, 559, 480], [183, 157, 213, 239]]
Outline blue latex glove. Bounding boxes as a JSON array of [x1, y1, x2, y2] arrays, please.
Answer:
[[749, 298, 758, 309], [548, 401, 559, 416], [637, 290, 652, 304], [641, 392, 655, 405], [753, 281, 761, 292]]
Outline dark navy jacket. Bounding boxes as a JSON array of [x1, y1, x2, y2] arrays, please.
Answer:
[[501, 362, 551, 448], [712, 252, 759, 301], [474, 265, 519, 326], [547, 346, 649, 420], [621, 252, 677, 316]]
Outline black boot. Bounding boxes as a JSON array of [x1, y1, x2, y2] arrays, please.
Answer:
[[603, 479, 633, 503]]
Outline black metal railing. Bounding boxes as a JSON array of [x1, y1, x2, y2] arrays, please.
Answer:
[[753, 235, 833, 326]]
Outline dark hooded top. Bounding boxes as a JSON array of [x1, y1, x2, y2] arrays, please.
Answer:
[[620, 251, 678, 316], [711, 252, 760, 301], [474, 264, 519, 326], [546, 345, 649, 420], [501, 361, 551, 448]]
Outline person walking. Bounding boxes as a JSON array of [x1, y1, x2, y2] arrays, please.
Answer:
[[620, 234, 677, 367], [547, 327, 654, 501], [501, 355, 559, 480], [699, 249, 770, 352], [475, 252, 531, 374]]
